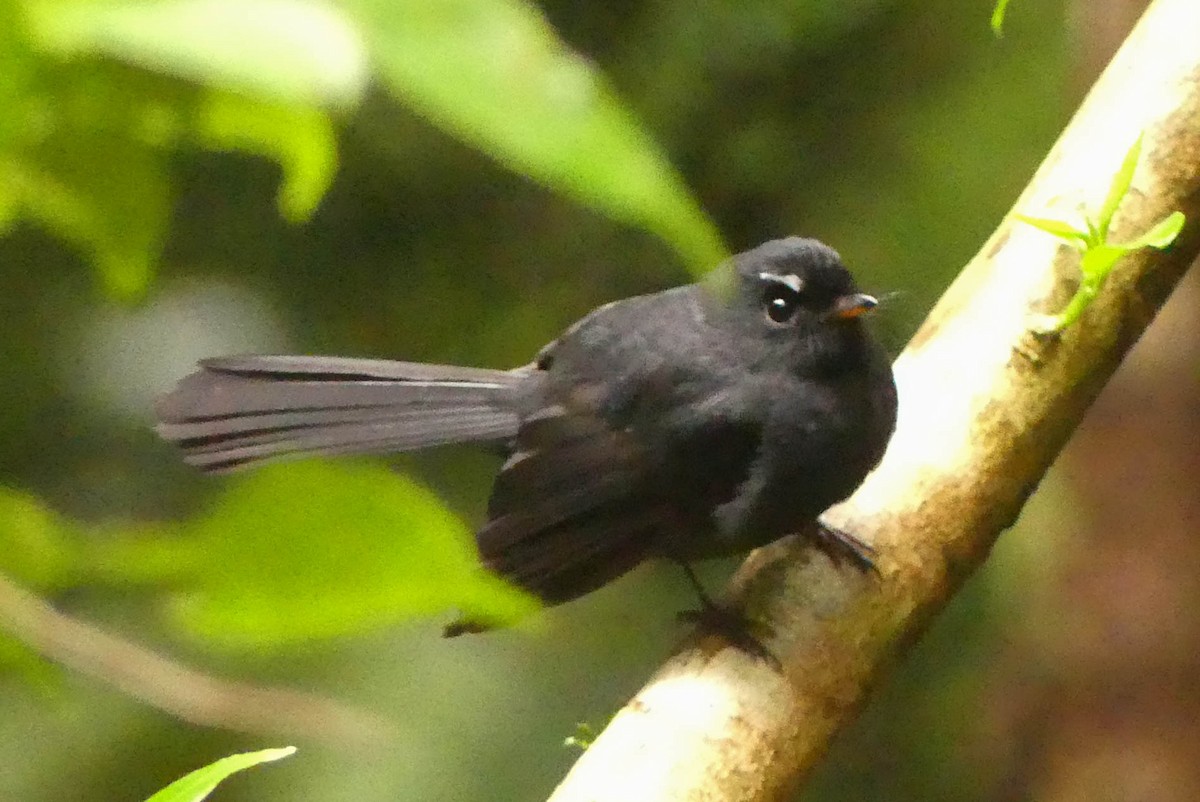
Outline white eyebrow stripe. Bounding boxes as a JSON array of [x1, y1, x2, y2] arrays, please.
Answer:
[[757, 271, 804, 293]]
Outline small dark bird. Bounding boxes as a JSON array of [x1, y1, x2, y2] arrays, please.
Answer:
[[155, 238, 897, 636]]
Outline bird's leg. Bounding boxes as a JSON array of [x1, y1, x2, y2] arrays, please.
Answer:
[[674, 561, 778, 666], [810, 520, 878, 574], [677, 561, 720, 610]]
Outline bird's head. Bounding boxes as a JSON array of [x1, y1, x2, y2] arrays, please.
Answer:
[[705, 237, 881, 374]]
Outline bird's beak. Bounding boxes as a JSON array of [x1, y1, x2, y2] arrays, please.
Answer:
[[830, 292, 878, 320]]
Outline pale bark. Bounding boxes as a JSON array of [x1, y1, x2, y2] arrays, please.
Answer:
[[548, 1, 1200, 799]]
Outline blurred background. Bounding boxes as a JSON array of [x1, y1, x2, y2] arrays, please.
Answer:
[[3, 0, 1198, 800]]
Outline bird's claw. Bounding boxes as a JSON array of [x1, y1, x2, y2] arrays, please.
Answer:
[[677, 600, 780, 667], [671, 560, 779, 665], [812, 521, 878, 575]]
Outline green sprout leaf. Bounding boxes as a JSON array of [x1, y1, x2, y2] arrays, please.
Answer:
[[1077, 243, 1126, 282], [991, 0, 1012, 36], [1123, 210, 1186, 250], [144, 746, 295, 802], [563, 722, 597, 752], [1097, 133, 1142, 239], [1015, 133, 1186, 334], [1012, 214, 1089, 245]]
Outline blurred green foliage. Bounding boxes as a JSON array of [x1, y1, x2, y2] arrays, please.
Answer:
[[157, 461, 536, 646], [0, 487, 82, 676], [346, 0, 729, 271], [2, 0, 725, 301], [3, 0, 349, 298], [0, 485, 85, 590], [0, 0, 1080, 800]]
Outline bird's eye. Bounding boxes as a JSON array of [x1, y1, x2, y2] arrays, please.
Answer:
[[764, 286, 801, 325]]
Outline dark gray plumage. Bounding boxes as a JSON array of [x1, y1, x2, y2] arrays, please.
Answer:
[[155, 356, 526, 472], [156, 237, 897, 623]]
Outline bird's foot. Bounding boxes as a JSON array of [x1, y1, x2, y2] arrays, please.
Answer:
[[674, 561, 779, 666], [677, 601, 779, 667], [811, 521, 877, 574]]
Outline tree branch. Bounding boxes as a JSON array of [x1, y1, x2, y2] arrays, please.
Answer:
[[547, 1, 1200, 799], [0, 572, 397, 750]]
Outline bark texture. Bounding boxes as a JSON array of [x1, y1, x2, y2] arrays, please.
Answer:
[[548, 1, 1200, 799]]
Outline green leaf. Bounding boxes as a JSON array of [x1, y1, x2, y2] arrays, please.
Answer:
[[1013, 213, 1088, 244], [0, 487, 79, 685], [1121, 210, 1186, 250], [27, 0, 367, 109], [991, 0, 1012, 36], [0, 486, 85, 590], [195, 89, 337, 221], [165, 461, 538, 648], [343, 0, 728, 275], [1077, 242, 1125, 282], [86, 522, 201, 587], [13, 126, 170, 300], [0, 633, 58, 689], [563, 721, 597, 751], [1097, 133, 1142, 239], [0, 2, 36, 149], [144, 746, 296, 802], [0, 164, 18, 232]]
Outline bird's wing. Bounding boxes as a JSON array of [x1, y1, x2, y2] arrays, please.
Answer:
[[155, 355, 525, 473], [476, 404, 665, 604]]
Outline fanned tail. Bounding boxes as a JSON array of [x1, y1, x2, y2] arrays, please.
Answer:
[[154, 355, 526, 473]]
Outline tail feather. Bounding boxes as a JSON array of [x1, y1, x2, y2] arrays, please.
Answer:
[[199, 354, 514, 384], [155, 355, 526, 472], [173, 409, 521, 473]]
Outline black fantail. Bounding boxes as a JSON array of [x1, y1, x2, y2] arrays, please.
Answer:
[[155, 238, 898, 634]]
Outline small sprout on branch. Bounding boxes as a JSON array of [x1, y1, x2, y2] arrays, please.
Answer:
[[1015, 134, 1186, 334], [563, 722, 597, 752]]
